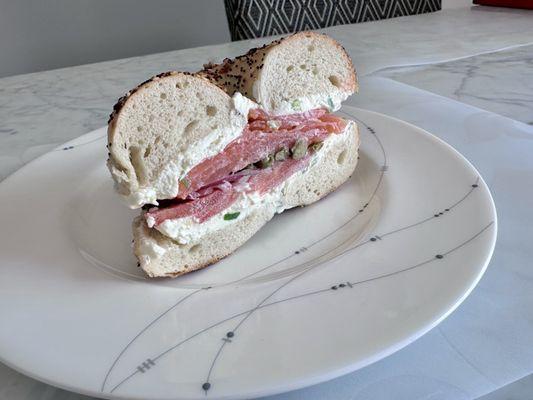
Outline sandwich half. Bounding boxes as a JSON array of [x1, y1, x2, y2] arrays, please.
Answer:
[[107, 32, 360, 278]]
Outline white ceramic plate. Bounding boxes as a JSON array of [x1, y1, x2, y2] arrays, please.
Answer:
[[0, 107, 496, 400]]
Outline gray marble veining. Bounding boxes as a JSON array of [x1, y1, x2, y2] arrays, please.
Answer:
[[377, 44, 533, 124], [1, 7, 533, 181]]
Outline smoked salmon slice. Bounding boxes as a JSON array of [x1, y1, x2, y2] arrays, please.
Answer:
[[177, 108, 346, 199], [146, 108, 346, 226]]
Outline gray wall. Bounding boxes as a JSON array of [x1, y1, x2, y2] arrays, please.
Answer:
[[0, 0, 467, 79], [0, 0, 230, 78]]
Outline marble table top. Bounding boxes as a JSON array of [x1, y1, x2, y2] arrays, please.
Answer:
[[378, 43, 533, 125], [1, 5, 533, 400]]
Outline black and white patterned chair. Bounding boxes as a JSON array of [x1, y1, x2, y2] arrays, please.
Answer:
[[224, 0, 441, 40]]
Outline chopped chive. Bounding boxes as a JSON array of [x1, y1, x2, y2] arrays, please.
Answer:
[[180, 177, 191, 188], [327, 97, 334, 111], [223, 212, 240, 221], [274, 148, 289, 161], [256, 155, 273, 169], [291, 99, 301, 111], [291, 137, 308, 160]]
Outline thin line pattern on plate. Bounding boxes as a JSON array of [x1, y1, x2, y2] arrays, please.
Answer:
[[101, 112, 490, 396], [108, 220, 494, 395]]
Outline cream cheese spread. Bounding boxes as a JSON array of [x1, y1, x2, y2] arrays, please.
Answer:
[[150, 123, 351, 250]]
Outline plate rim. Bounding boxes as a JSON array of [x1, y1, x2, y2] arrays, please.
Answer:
[[0, 106, 498, 400]]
